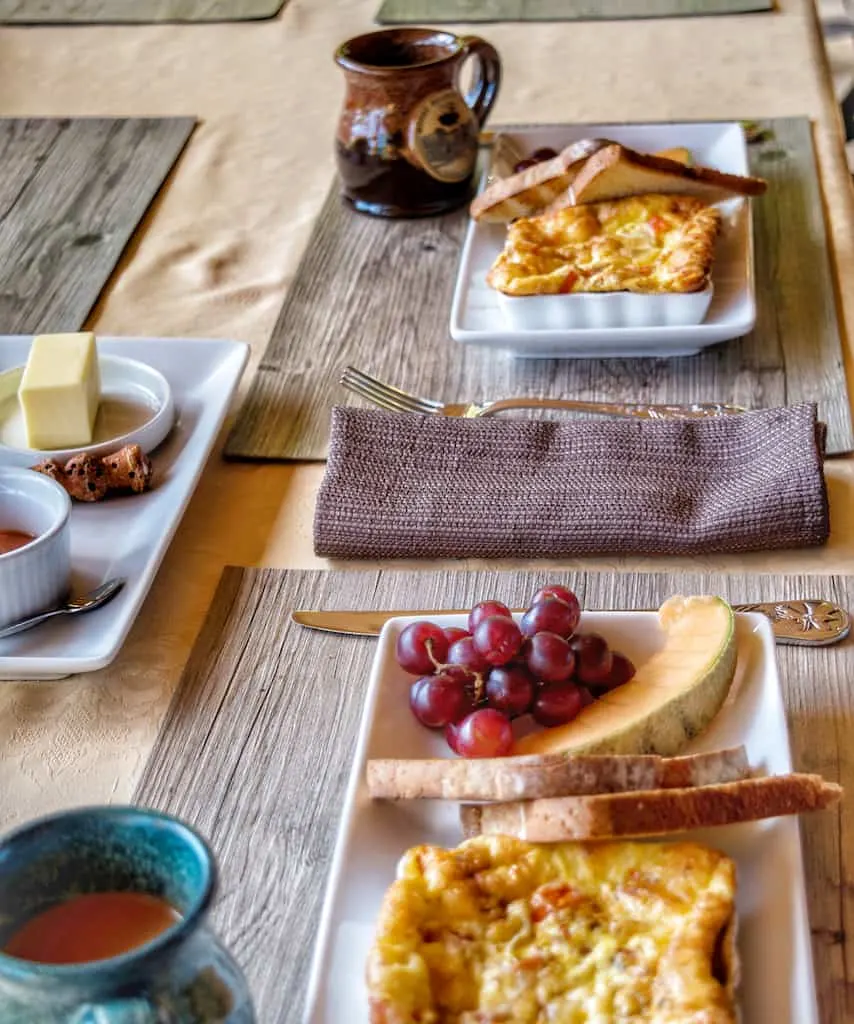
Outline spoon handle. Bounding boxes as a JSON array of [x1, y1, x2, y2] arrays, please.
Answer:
[[738, 599, 850, 646], [0, 607, 62, 641]]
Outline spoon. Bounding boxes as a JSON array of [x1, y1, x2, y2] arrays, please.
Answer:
[[0, 578, 125, 641]]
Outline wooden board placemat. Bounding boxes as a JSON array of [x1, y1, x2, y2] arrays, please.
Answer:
[[134, 565, 854, 1021], [376, 0, 772, 24], [0, 118, 195, 333], [225, 117, 854, 462], [0, 0, 284, 23]]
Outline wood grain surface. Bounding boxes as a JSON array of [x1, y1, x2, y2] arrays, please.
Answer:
[[224, 117, 854, 462], [377, 0, 773, 23], [0, 118, 194, 331], [0, 0, 283, 22], [134, 566, 853, 1023]]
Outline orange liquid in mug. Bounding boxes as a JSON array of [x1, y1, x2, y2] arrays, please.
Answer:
[[0, 530, 35, 555], [2, 892, 180, 964]]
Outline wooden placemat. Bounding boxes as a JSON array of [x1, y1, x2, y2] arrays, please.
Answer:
[[0, 118, 194, 333], [376, 0, 772, 24], [224, 117, 854, 462], [134, 565, 853, 1021], [0, 0, 284, 23]]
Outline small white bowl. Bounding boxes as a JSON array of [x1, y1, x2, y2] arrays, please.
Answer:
[[496, 284, 714, 332], [0, 354, 175, 469], [0, 469, 71, 629]]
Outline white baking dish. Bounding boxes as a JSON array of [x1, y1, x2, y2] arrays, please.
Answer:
[[497, 282, 714, 331]]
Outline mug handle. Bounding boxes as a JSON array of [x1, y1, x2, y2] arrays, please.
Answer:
[[73, 997, 159, 1024], [458, 36, 502, 128]]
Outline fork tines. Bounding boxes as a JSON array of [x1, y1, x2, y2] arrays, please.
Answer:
[[340, 367, 440, 415]]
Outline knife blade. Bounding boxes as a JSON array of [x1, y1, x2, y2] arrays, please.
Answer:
[[291, 600, 850, 646]]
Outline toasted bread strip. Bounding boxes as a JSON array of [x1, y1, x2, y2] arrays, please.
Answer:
[[367, 746, 749, 801], [558, 143, 767, 209], [460, 774, 842, 841], [470, 138, 611, 223]]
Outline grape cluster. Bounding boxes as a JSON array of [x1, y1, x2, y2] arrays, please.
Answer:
[[512, 146, 558, 174], [394, 585, 636, 759]]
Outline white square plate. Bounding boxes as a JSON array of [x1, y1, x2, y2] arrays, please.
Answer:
[[304, 610, 817, 1024], [0, 336, 248, 680], [450, 121, 756, 358]]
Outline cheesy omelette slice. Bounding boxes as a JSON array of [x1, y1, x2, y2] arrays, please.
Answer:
[[366, 835, 738, 1024], [486, 194, 721, 296]]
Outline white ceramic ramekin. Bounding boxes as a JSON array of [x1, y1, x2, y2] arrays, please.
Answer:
[[0, 469, 71, 629], [496, 283, 714, 331], [0, 354, 175, 468]]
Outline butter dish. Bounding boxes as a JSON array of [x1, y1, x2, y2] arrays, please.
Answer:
[[0, 354, 175, 468]]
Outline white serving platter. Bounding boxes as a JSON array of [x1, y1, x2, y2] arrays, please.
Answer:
[[0, 336, 248, 680], [450, 121, 757, 358], [304, 610, 817, 1024]]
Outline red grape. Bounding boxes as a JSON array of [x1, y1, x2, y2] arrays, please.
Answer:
[[445, 720, 463, 755], [532, 147, 559, 161], [468, 601, 513, 634], [525, 632, 576, 683], [590, 651, 636, 694], [513, 157, 539, 173], [455, 709, 514, 758], [531, 584, 579, 608], [447, 636, 491, 674], [485, 665, 536, 717], [520, 599, 579, 640], [444, 626, 470, 645], [409, 673, 473, 729], [473, 616, 523, 666], [578, 686, 595, 708], [532, 682, 585, 727], [396, 621, 449, 675], [570, 633, 613, 686]]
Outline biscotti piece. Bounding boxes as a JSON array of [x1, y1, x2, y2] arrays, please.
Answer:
[[469, 138, 611, 223], [460, 773, 842, 841], [561, 142, 767, 208], [366, 746, 750, 801]]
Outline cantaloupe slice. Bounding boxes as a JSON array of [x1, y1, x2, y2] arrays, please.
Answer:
[[514, 595, 737, 758]]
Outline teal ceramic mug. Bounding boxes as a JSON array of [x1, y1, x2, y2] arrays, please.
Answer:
[[0, 806, 254, 1023]]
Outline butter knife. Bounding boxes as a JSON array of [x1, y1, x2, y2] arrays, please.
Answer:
[[291, 600, 850, 647]]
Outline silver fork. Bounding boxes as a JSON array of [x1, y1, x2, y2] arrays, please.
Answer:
[[340, 367, 745, 420]]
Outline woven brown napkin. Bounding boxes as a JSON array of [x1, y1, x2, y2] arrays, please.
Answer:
[[313, 404, 829, 560]]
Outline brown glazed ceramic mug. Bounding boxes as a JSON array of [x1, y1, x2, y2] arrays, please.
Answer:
[[334, 27, 501, 218]]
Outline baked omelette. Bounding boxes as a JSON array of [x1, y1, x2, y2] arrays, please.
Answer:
[[366, 835, 738, 1023], [486, 194, 721, 297]]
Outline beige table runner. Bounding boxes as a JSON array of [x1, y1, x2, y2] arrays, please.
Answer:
[[0, 0, 285, 23], [225, 117, 854, 462], [377, 0, 773, 24], [0, 117, 195, 332], [134, 565, 853, 1020]]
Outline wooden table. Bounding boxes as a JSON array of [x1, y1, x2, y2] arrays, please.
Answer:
[[0, 0, 852, 961]]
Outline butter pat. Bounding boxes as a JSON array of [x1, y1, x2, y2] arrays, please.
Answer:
[[18, 333, 101, 449]]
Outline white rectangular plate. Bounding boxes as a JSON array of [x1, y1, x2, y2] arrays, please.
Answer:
[[450, 121, 756, 358], [305, 610, 817, 1024], [0, 336, 248, 680]]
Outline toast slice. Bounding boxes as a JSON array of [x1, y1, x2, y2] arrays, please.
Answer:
[[469, 138, 611, 223], [367, 746, 749, 801], [558, 142, 767, 209], [460, 773, 842, 841]]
